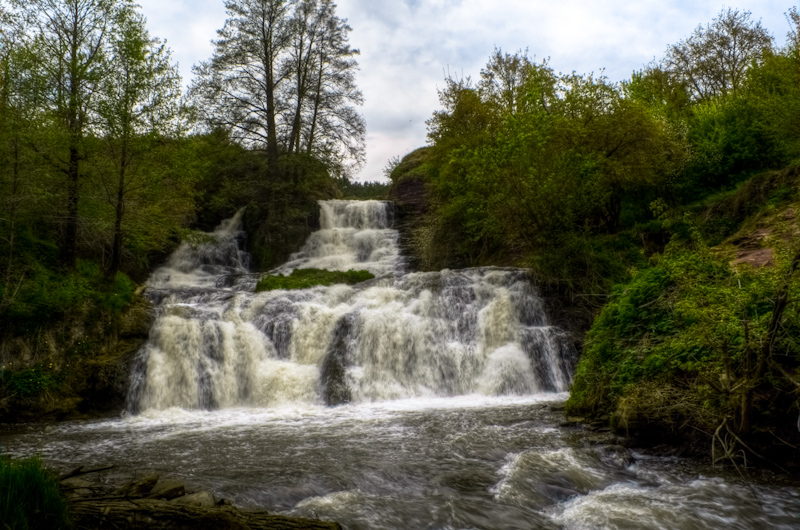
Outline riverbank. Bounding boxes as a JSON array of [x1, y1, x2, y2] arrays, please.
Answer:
[[58, 467, 342, 530], [0, 290, 153, 424], [3, 396, 798, 529]]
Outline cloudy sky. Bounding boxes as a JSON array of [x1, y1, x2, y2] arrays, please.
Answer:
[[135, 0, 796, 182]]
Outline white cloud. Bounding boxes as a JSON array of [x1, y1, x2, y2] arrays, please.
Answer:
[[136, 0, 795, 182]]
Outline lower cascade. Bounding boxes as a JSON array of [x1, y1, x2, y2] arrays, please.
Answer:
[[128, 200, 575, 411], [3, 201, 798, 530]]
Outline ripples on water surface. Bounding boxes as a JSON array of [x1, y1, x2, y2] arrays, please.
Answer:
[[2, 201, 798, 529], [2, 396, 799, 530]]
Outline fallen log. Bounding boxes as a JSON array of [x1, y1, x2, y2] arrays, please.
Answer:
[[70, 498, 342, 530]]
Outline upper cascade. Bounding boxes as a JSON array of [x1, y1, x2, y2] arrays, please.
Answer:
[[277, 200, 404, 277], [128, 200, 575, 412], [147, 209, 250, 291]]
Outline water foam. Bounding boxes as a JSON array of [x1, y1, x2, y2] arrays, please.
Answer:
[[129, 201, 575, 411]]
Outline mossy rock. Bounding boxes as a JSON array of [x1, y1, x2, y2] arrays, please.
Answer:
[[255, 268, 375, 292]]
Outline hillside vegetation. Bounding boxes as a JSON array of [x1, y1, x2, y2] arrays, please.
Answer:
[[0, 0, 365, 418], [390, 8, 800, 470]]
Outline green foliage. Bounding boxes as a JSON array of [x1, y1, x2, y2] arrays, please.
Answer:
[[1, 366, 62, 399], [2, 260, 136, 335], [336, 178, 389, 200], [567, 239, 800, 440], [0, 454, 70, 530], [409, 8, 800, 300], [255, 268, 375, 292]]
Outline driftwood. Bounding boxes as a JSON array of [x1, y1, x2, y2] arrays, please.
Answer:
[[59, 464, 116, 481], [70, 498, 342, 530]]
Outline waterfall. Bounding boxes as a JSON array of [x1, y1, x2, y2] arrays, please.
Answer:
[[128, 200, 574, 411]]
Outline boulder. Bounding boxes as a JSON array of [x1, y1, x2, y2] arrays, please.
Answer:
[[171, 491, 216, 509], [116, 473, 159, 496], [61, 477, 93, 496], [60, 477, 93, 489], [149, 478, 186, 500]]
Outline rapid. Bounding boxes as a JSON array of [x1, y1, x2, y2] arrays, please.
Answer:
[[1, 200, 798, 529]]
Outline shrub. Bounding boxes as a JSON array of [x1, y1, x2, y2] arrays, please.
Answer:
[[1, 367, 62, 399]]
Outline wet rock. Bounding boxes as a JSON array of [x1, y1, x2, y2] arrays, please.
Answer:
[[116, 473, 159, 496], [149, 478, 186, 500], [321, 315, 354, 406], [597, 445, 636, 468], [171, 490, 216, 508], [119, 299, 154, 338], [197, 510, 249, 530], [61, 477, 93, 496], [61, 477, 93, 489]]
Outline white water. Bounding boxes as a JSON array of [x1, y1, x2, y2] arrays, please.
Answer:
[[129, 200, 573, 411], [277, 199, 404, 276], [3, 200, 797, 529]]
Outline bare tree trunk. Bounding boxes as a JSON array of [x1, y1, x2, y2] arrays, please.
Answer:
[[108, 144, 127, 279], [738, 249, 800, 434], [62, 142, 80, 269], [69, 498, 342, 530]]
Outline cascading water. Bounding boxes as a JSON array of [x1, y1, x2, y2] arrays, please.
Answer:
[[3, 200, 797, 530], [128, 200, 574, 411]]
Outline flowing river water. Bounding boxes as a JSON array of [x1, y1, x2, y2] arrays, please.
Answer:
[[1, 200, 798, 529]]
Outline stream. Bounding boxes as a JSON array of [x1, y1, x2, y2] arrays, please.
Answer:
[[1, 200, 798, 529]]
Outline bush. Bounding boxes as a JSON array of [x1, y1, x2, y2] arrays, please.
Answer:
[[3, 260, 137, 335], [0, 454, 70, 530], [255, 268, 375, 292], [1, 366, 62, 399]]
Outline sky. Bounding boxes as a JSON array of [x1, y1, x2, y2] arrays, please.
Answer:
[[135, 0, 797, 182]]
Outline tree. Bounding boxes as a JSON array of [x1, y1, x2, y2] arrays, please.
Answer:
[[0, 13, 42, 309], [190, 0, 364, 177], [10, 0, 120, 269], [663, 8, 773, 103], [296, 0, 364, 174], [191, 0, 295, 170], [94, 4, 184, 277]]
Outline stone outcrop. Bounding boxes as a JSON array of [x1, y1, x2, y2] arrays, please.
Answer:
[[0, 294, 154, 422], [60, 469, 342, 530]]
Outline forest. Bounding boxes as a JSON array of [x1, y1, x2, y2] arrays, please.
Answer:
[[0, 0, 799, 507], [0, 0, 373, 338], [389, 7, 800, 469], [2, 2, 800, 528]]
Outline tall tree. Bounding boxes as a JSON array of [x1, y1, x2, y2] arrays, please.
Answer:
[[664, 8, 773, 102], [191, 0, 296, 170], [94, 4, 183, 277], [11, 0, 119, 268], [190, 0, 364, 177], [0, 13, 42, 309], [297, 0, 364, 175]]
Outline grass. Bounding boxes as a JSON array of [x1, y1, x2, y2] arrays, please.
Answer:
[[255, 268, 375, 292], [0, 454, 70, 530]]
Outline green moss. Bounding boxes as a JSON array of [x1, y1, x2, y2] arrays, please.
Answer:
[[0, 454, 70, 530], [388, 147, 432, 185], [255, 268, 375, 292]]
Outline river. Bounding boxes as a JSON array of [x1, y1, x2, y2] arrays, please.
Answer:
[[1, 200, 798, 529]]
